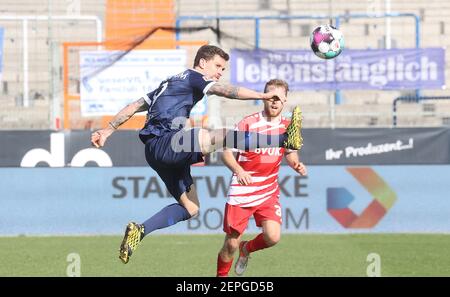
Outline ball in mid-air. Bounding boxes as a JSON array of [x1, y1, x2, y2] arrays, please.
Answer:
[[310, 25, 344, 59]]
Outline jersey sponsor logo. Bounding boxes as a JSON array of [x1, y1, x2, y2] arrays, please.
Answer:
[[253, 147, 283, 156]]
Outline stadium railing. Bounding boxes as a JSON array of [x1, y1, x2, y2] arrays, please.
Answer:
[[392, 96, 450, 127]]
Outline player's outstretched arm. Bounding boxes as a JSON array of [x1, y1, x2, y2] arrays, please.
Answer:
[[207, 83, 286, 103], [90, 97, 149, 148], [285, 150, 307, 176], [222, 149, 253, 186]]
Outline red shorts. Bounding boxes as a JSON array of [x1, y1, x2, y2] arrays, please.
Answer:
[[223, 195, 282, 235]]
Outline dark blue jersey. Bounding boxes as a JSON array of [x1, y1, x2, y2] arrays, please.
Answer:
[[139, 69, 215, 142]]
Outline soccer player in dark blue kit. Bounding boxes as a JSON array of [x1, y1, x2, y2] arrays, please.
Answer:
[[91, 45, 303, 264]]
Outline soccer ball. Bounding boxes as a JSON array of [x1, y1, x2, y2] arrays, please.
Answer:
[[310, 25, 344, 59]]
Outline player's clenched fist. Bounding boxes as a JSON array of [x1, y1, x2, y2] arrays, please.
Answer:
[[236, 169, 253, 186], [293, 162, 307, 176], [91, 128, 113, 148]]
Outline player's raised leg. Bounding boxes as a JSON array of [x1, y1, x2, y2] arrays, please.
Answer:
[[199, 106, 303, 155]]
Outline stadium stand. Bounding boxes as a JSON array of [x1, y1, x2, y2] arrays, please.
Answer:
[[0, 0, 450, 129]]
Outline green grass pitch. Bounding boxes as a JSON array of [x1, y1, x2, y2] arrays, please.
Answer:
[[0, 234, 449, 276]]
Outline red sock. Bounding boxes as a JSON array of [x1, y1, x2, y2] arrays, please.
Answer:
[[245, 233, 268, 254], [216, 253, 233, 277]]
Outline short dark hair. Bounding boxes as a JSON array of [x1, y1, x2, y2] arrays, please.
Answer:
[[264, 79, 289, 95], [193, 45, 229, 67]]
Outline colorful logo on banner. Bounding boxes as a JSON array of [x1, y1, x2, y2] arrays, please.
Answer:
[[327, 167, 397, 228]]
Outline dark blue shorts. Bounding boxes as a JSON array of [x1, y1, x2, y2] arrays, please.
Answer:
[[144, 128, 204, 200]]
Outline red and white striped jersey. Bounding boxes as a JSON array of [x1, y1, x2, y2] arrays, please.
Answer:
[[227, 112, 290, 207]]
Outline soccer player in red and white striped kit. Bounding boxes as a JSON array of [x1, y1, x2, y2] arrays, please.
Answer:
[[216, 79, 307, 277]]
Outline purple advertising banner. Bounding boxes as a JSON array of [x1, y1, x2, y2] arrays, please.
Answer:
[[230, 48, 445, 91]]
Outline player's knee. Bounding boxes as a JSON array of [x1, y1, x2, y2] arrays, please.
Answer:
[[264, 233, 281, 247], [225, 239, 239, 254], [188, 208, 199, 218], [185, 204, 199, 218]]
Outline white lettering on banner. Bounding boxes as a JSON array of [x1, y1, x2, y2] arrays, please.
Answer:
[[20, 133, 112, 167], [325, 138, 414, 161], [236, 54, 439, 87], [71, 148, 113, 167], [21, 133, 65, 167]]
